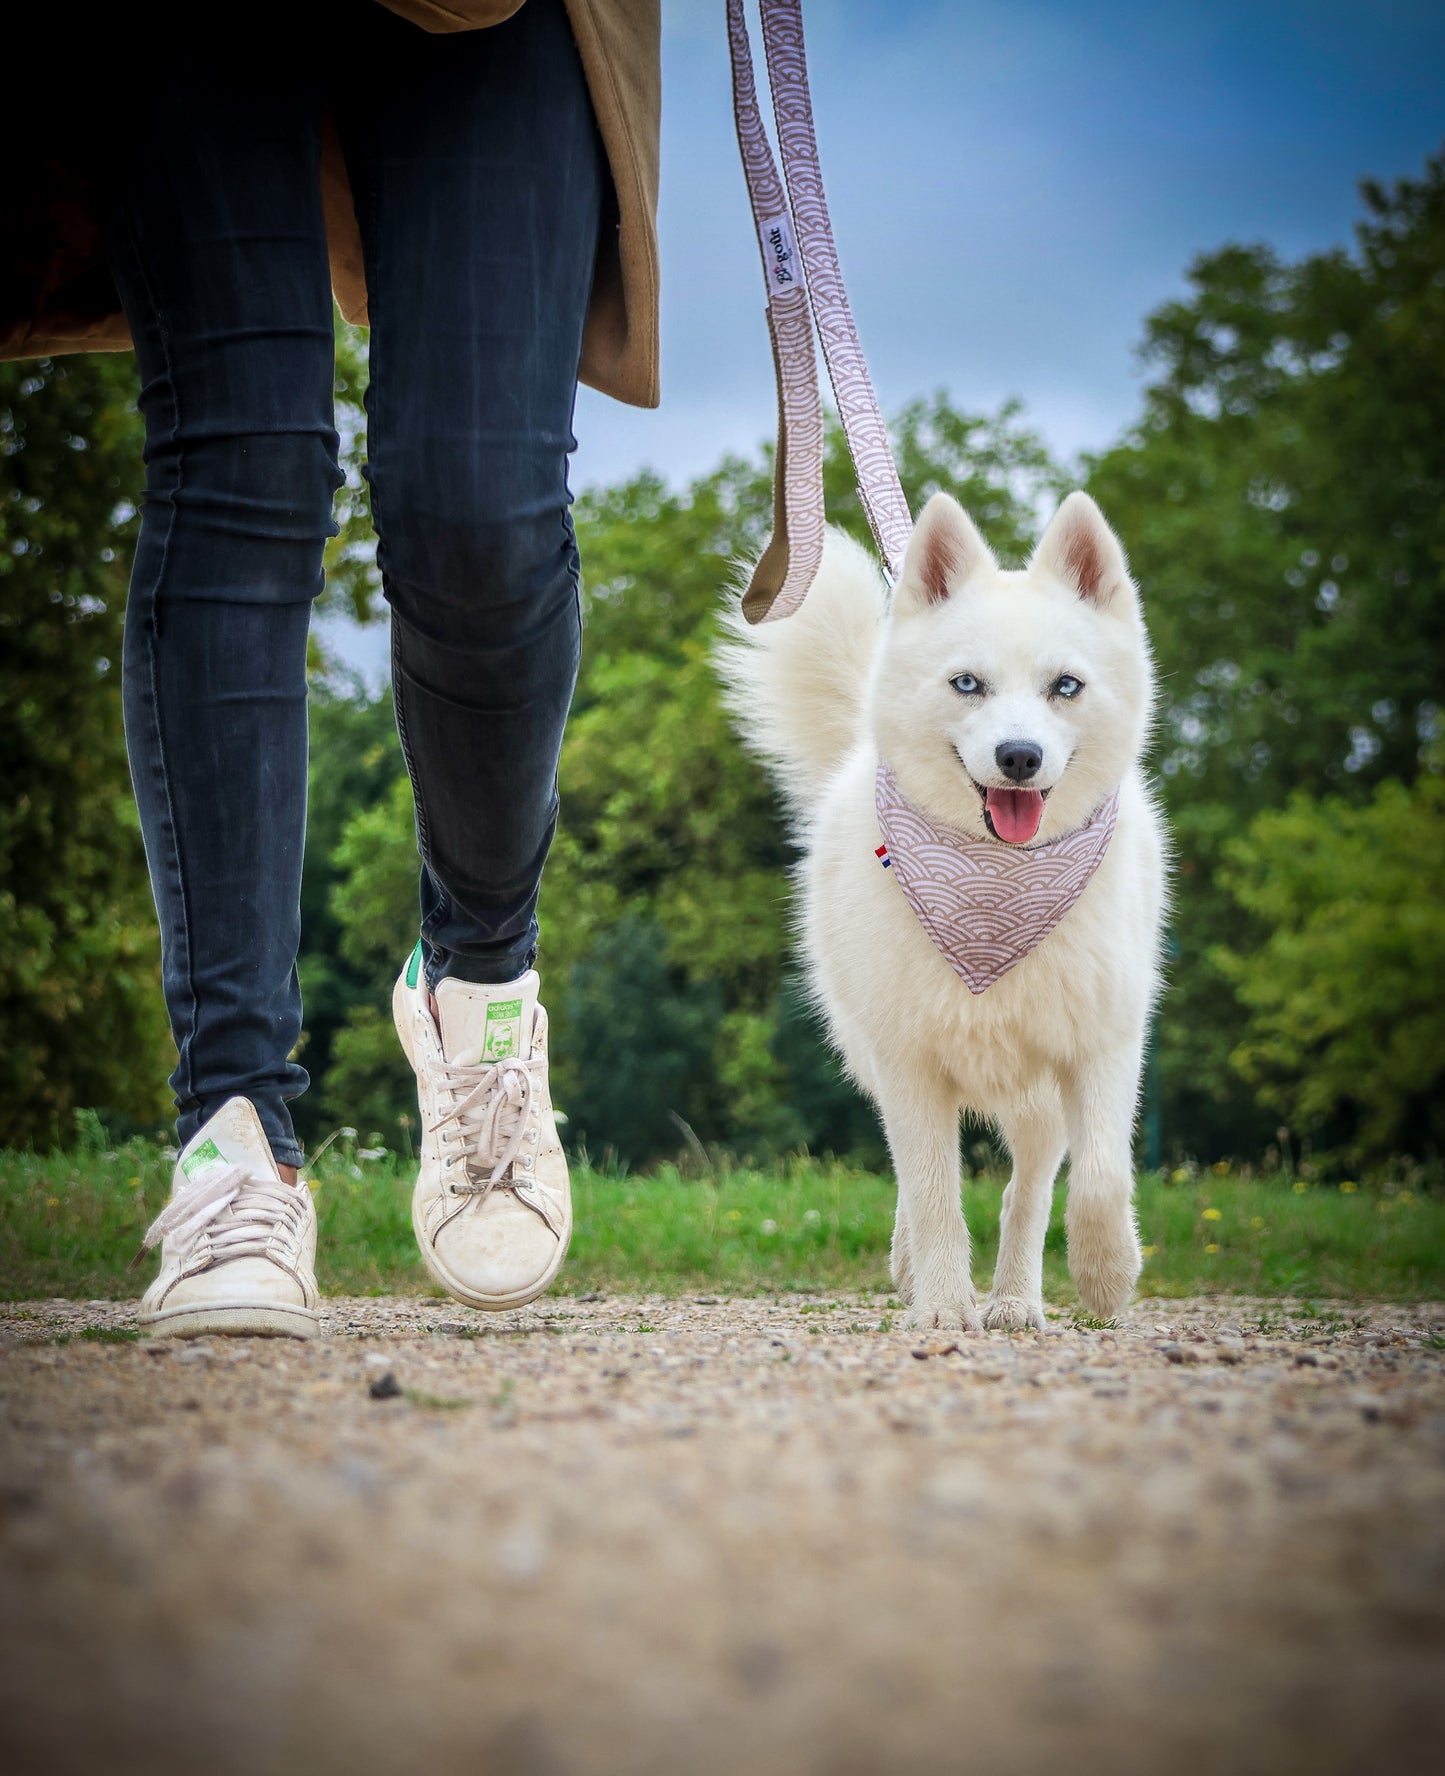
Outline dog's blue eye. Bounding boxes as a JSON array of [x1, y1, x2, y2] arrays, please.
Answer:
[[950, 673, 984, 696], [1052, 674, 1084, 699]]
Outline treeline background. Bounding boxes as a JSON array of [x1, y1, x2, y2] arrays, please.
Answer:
[[3, 158, 1442, 1179]]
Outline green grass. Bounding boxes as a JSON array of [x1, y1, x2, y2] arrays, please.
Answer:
[[1, 1142, 1441, 1305]]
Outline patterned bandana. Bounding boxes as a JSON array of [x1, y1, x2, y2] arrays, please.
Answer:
[[874, 761, 1120, 994]]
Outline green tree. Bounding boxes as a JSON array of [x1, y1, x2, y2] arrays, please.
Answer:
[[315, 773, 421, 1144], [1213, 771, 1444, 1169], [547, 397, 1064, 1160], [291, 680, 404, 1147], [1, 315, 387, 1150], [562, 915, 723, 1164], [322, 319, 383, 627], [1087, 152, 1445, 1159], [319, 396, 1067, 1163], [0, 353, 170, 1147]]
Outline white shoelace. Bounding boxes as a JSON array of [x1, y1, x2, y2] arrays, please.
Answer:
[[430, 1055, 561, 1234], [135, 1163, 309, 1275]]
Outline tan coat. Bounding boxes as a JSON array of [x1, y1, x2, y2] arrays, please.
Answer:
[[0, 0, 660, 408]]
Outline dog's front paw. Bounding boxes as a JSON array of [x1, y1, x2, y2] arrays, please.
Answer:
[[901, 1300, 983, 1334], [1068, 1214, 1142, 1320], [982, 1293, 1046, 1333]]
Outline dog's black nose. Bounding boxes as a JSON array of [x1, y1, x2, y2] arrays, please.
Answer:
[[996, 741, 1043, 783]]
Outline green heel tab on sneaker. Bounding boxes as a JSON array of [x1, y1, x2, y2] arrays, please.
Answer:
[[181, 1138, 227, 1182], [406, 942, 424, 990]]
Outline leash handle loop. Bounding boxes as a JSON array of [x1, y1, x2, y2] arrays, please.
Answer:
[[728, 0, 913, 621], [758, 0, 913, 581], [727, 0, 825, 621]]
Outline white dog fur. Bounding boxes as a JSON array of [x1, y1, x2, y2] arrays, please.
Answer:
[[719, 491, 1167, 1330]]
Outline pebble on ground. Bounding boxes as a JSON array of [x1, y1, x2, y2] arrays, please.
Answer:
[[1, 1293, 1442, 1775]]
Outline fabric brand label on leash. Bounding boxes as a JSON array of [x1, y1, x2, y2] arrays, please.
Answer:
[[758, 211, 800, 290], [874, 762, 1119, 994]]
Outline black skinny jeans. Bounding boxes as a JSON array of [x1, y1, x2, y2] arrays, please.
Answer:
[[103, 1, 605, 1165]]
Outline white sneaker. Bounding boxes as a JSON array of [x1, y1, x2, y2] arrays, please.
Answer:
[[137, 1098, 321, 1339], [393, 946, 572, 1311]]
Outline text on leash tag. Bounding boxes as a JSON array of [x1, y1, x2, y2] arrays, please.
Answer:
[[758, 211, 800, 296]]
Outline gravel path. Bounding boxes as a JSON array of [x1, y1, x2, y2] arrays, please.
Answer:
[[2, 1292, 1442, 1776]]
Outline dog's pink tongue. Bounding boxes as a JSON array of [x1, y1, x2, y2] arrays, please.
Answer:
[[986, 787, 1045, 844]]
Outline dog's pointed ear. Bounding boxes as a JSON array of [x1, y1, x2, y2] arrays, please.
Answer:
[[1032, 491, 1136, 615], [894, 493, 996, 614]]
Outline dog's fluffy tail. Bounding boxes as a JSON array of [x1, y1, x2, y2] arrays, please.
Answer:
[[715, 526, 886, 820]]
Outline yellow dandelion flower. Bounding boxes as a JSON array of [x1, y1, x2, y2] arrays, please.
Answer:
[[1249, 1216, 1265, 1230], [1171, 1167, 1191, 1184], [1212, 1160, 1230, 1176], [1141, 1244, 1157, 1259], [1205, 1242, 1220, 1255], [46, 1196, 60, 1208], [1292, 1180, 1308, 1195], [1399, 1190, 1415, 1204], [1339, 1180, 1358, 1194], [1201, 1207, 1222, 1222]]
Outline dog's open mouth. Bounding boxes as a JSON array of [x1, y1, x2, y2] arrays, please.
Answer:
[[976, 782, 1048, 845]]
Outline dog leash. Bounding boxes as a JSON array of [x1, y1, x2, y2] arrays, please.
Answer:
[[728, 0, 913, 622], [729, 0, 1123, 981]]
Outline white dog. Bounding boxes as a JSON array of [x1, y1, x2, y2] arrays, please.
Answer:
[[719, 491, 1167, 1330]]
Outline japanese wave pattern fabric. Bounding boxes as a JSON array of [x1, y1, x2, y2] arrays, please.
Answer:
[[874, 762, 1120, 994]]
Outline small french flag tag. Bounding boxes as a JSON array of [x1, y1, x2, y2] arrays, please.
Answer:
[[875, 843, 892, 869]]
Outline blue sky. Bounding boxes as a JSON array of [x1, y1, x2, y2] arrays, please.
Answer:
[[327, 0, 1443, 677], [573, 0, 1444, 484]]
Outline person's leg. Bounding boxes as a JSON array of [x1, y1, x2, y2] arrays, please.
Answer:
[[334, 0, 604, 1311], [334, 0, 605, 992], [102, 29, 341, 1168]]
